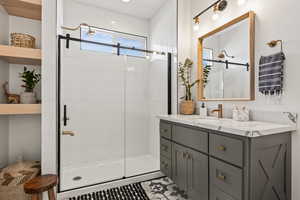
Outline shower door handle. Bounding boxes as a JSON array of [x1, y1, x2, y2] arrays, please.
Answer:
[[63, 105, 70, 126]]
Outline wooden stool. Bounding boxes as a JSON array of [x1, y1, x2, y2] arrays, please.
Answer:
[[24, 174, 58, 200]]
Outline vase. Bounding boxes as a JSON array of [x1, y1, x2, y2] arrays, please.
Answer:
[[180, 100, 195, 115], [20, 92, 36, 104]]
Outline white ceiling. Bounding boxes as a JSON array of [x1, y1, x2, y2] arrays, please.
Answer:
[[74, 0, 168, 19]]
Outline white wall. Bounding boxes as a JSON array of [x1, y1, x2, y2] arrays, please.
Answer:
[[8, 115, 41, 163], [151, 0, 178, 115], [149, 0, 177, 159], [62, 0, 149, 38], [8, 16, 42, 100], [0, 5, 9, 168], [7, 16, 42, 164], [180, 0, 300, 199], [177, 0, 192, 109]]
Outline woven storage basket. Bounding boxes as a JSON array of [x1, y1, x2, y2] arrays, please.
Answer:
[[10, 33, 36, 48]]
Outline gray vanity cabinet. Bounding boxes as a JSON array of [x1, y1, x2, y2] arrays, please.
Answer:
[[186, 147, 209, 200], [172, 141, 209, 200], [160, 122, 209, 200], [160, 120, 292, 200], [172, 143, 188, 191]]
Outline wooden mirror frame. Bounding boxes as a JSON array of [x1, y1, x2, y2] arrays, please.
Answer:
[[197, 11, 255, 101]]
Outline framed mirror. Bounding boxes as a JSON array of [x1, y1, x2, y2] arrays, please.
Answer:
[[198, 11, 255, 101]]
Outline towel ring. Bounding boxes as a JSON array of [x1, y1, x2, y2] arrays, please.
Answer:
[[267, 40, 283, 52]]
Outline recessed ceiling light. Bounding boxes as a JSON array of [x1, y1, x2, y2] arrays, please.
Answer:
[[121, 0, 131, 3]]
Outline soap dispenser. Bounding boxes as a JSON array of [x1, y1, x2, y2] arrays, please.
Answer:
[[199, 103, 208, 117]]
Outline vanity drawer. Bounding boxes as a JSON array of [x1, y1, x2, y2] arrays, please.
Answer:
[[161, 138, 172, 159], [210, 158, 243, 200], [209, 134, 244, 167], [173, 125, 208, 153], [160, 122, 172, 139], [210, 186, 237, 200], [160, 156, 172, 178]]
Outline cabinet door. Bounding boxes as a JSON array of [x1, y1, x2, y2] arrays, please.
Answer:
[[172, 143, 188, 191], [187, 148, 209, 200]]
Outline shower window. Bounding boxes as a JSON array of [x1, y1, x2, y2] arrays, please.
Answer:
[[81, 27, 147, 58]]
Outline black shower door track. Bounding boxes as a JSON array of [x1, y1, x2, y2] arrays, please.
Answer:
[[57, 34, 172, 193]]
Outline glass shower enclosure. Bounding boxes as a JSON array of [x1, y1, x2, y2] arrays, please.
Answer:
[[58, 35, 169, 191]]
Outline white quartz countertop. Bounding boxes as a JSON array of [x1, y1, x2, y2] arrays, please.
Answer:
[[158, 115, 297, 137]]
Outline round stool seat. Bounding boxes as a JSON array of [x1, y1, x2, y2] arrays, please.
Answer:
[[24, 174, 58, 195]]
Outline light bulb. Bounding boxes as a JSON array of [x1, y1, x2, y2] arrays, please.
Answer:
[[193, 24, 200, 31], [121, 0, 131, 2], [212, 13, 219, 20], [237, 0, 246, 6]]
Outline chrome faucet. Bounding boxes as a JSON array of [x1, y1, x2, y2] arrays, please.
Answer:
[[211, 104, 223, 118]]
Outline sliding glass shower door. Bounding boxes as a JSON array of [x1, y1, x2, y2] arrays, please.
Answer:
[[59, 39, 126, 191], [58, 38, 166, 191], [124, 56, 161, 177]]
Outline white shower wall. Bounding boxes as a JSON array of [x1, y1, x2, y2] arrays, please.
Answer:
[[62, 0, 149, 39], [148, 0, 178, 159]]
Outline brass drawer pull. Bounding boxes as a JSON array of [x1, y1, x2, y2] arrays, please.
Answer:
[[62, 131, 75, 136], [218, 145, 226, 151], [217, 174, 226, 181]]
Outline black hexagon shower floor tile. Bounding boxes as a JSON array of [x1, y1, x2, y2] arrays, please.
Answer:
[[67, 177, 188, 200]]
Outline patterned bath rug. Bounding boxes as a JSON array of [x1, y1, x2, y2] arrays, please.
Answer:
[[67, 177, 188, 200], [141, 177, 188, 200]]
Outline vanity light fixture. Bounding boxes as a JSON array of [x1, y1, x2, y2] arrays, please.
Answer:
[[121, 0, 131, 3], [212, 5, 220, 21], [193, 0, 227, 24], [193, 17, 200, 31]]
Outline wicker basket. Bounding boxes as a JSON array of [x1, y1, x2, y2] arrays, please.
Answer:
[[10, 33, 36, 48]]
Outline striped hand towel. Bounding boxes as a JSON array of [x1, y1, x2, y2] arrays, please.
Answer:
[[259, 52, 285, 95]]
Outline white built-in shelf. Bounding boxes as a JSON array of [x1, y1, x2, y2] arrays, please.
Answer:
[[0, 45, 41, 65], [0, 104, 41, 115], [0, 0, 42, 20]]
